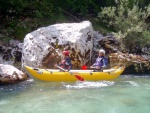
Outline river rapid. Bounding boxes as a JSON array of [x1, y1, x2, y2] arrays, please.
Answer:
[[0, 75, 150, 113]]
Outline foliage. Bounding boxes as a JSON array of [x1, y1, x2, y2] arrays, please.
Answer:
[[98, 0, 150, 52], [0, 0, 116, 41], [52, 0, 116, 16], [0, 0, 150, 42], [0, 0, 60, 41]]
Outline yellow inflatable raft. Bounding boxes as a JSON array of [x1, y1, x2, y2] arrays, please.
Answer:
[[23, 65, 124, 82]]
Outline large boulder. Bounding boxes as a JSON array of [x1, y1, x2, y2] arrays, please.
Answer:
[[0, 64, 27, 84], [22, 21, 94, 68]]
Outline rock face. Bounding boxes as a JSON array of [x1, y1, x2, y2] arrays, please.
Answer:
[[133, 46, 150, 60], [93, 32, 119, 53], [109, 53, 150, 74], [0, 39, 23, 68], [0, 64, 27, 84], [22, 21, 94, 68]]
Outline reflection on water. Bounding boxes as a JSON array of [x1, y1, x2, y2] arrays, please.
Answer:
[[0, 75, 150, 113]]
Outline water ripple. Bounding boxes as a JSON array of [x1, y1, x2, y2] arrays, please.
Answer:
[[125, 81, 139, 86], [64, 81, 115, 89]]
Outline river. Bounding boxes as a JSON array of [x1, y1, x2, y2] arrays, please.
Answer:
[[0, 75, 150, 113]]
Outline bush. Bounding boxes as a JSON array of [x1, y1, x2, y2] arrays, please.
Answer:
[[98, 0, 150, 53]]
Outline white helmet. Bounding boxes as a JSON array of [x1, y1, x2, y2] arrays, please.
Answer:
[[99, 49, 105, 55]]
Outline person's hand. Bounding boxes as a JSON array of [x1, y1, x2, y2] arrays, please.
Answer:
[[61, 60, 65, 64], [90, 66, 97, 69], [96, 66, 100, 69], [90, 66, 94, 68], [65, 69, 69, 72], [54, 64, 57, 68]]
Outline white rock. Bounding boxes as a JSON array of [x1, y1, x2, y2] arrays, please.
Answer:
[[22, 21, 94, 68], [0, 64, 27, 83]]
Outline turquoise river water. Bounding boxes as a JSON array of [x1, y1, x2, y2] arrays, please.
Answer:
[[0, 75, 150, 113]]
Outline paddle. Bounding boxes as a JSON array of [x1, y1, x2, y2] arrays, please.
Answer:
[[56, 65, 84, 81], [81, 65, 117, 72], [81, 65, 96, 70], [81, 65, 87, 70]]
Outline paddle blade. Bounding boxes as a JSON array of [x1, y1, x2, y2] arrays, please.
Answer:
[[74, 75, 84, 81], [81, 65, 87, 70]]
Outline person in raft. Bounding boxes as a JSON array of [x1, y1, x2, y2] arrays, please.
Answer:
[[90, 49, 108, 72], [58, 50, 72, 71]]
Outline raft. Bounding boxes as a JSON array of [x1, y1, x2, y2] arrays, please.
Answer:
[[23, 65, 124, 82]]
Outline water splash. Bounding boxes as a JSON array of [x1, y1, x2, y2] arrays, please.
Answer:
[[64, 81, 115, 89], [125, 81, 139, 86]]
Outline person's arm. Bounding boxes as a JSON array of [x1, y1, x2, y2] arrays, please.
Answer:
[[90, 64, 94, 68], [55, 59, 65, 68], [58, 63, 62, 67], [96, 66, 101, 69], [58, 60, 64, 67]]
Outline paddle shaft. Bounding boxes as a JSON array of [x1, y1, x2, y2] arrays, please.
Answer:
[[82, 66, 100, 70], [56, 66, 66, 71], [56, 65, 84, 81], [82, 65, 117, 72]]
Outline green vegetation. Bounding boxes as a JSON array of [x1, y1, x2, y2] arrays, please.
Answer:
[[0, 0, 149, 53], [98, 0, 150, 52], [0, 0, 117, 41]]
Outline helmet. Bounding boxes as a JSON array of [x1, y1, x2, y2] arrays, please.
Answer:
[[62, 50, 69, 56], [99, 49, 105, 55]]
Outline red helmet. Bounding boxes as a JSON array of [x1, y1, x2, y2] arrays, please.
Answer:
[[62, 50, 69, 56]]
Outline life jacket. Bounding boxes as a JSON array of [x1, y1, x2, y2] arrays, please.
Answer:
[[93, 56, 108, 68], [103, 57, 108, 67], [60, 57, 72, 70]]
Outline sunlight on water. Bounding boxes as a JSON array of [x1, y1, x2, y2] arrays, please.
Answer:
[[0, 75, 150, 113]]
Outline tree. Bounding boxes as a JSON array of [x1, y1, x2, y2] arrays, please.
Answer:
[[98, 0, 150, 53]]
